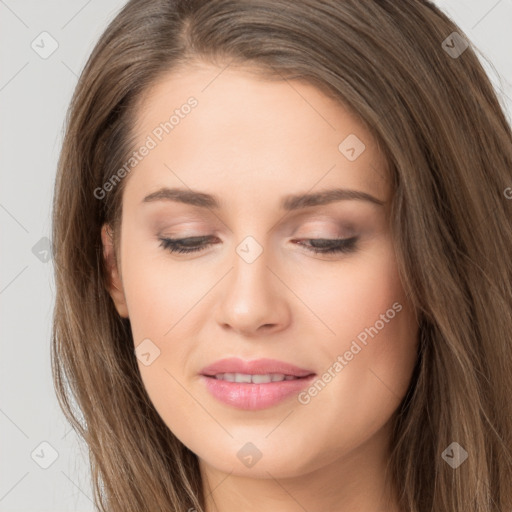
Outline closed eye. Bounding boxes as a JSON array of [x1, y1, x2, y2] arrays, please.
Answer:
[[157, 235, 359, 256]]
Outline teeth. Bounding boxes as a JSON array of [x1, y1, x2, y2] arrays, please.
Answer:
[[252, 374, 272, 384], [214, 373, 298, 383]]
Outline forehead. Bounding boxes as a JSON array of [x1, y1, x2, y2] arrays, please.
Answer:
[[124, 62, 389, 209]]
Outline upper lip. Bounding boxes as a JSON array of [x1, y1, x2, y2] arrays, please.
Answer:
[[200, 357, 315, 378]]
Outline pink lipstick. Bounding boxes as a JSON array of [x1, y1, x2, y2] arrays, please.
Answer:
[[199, 357, 316, 410]]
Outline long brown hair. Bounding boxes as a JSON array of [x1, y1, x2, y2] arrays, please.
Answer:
[[51, 1, 512, 510]]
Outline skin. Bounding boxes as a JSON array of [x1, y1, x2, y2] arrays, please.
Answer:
[[102, 61, 419, 512]]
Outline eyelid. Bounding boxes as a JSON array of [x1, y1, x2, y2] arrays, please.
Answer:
[[157, 222, 212, 236], [156, 215, 358, 237], [294, 221, 357, 237]]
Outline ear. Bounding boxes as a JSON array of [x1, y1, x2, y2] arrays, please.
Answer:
[[101, 223, 129, 318]]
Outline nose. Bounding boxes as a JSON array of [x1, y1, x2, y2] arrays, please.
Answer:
[[214, 241, 291, 337]]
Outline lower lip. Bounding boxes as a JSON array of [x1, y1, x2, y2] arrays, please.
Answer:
[[200, 375, 315, 410]]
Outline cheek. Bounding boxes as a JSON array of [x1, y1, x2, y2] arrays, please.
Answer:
[[296, 238, 417, 406], [298, 240, 419, 431], [119, 246, 203, 430], [120, 234, 211, 344], [300, 237, 414, 347]]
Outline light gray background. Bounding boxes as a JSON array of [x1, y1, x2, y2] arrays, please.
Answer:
[[1, 1, 511, 511]]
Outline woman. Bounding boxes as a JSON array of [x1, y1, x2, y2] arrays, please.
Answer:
[[51, 0, 512, 510]]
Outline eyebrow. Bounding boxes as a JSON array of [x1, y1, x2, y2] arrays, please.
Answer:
[[141, 186, 385, 210]]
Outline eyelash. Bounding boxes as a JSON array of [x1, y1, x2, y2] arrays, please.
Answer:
[[157, 235, 359, 256]]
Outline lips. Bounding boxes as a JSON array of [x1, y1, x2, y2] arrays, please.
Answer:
[[199, 357, 316, 410], [200, 357, 315, 378]]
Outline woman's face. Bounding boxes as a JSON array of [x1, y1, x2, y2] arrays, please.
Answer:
[[102, 62, 419, 481]]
